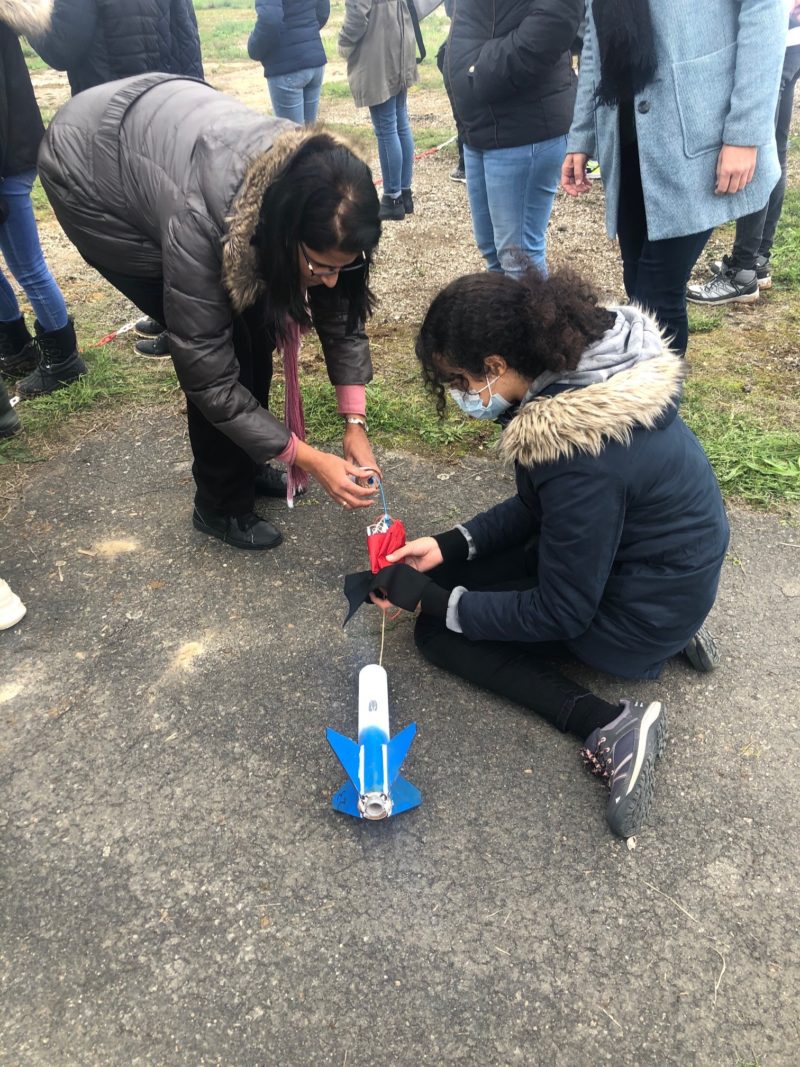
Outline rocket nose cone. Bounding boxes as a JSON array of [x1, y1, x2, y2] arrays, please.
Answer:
[[360, 792, 392, 820]]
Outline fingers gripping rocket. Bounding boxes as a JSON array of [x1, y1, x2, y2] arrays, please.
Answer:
[[327, 665, 421, 821]]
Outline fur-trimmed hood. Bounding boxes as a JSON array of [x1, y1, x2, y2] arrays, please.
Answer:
[[221, 124, 364, 314], [499, 353, 688, 468], [0, 0, 52, 36]]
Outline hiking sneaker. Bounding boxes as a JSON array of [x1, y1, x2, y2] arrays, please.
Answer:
[[683, 624, 720, 672], [192, 506, 282, 550], [581, 700, 667, 838], [134, 331, 170, 358], [449, 164, 466, 184], [378, 194, 405, 222], [711, 253, 771, 290], [687, 269, 759, 305]]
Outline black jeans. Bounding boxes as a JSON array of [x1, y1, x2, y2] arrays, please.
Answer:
[[730, 45, 800, 269], [413, 547, 619, 739], [90, 262, 275, 515], [617, 141, 712, 356]]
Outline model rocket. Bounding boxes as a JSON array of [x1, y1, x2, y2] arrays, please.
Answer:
[[326, 664, 421, 820]]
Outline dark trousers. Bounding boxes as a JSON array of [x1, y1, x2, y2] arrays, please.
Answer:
[[730, 45, 800, 269], [617, 142, 712, 356], [90, 262, 274, 515], [413, 547, 619, 739]]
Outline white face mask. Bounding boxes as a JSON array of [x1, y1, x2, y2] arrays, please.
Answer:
[[449, 375, 512, 421]]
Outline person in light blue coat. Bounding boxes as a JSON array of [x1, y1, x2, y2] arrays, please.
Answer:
[[562, 0, 786, 355], [248, 0, 330, 124]]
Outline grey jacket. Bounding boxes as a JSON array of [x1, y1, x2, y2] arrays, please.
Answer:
[[339, 0, 418, 108], [567, 0, 786, 240], [38, 75, 373, 464]]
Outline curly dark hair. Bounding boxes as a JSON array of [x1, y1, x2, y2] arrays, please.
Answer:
[[251, 133, 381, 342], [416, 269, 617, 414]]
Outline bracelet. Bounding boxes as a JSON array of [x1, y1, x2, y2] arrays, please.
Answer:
[[344, 416, 368, 431]]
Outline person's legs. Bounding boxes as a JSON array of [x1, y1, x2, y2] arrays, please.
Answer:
[[302, 65, 326, 125], [0, 171, 68, 330], [186, 310, 274, 516], [395, 90, 415, 191], [368, 96, 403, 197], [415, 548, 621, 739], [618, 140, 712, 353], [463, 145, 502, 273], [616, 141, 649, 302], [760, 50, 800, 258], [475, 139, 565, 278], [266, 70, 306, 125]]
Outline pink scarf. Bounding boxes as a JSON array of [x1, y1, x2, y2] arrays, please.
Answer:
[[279, 317, 310, 506]]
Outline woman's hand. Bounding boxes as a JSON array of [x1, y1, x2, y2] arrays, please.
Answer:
[[561, 153, 592, 196], [294, 440, 378, 509], [342, 422, 382, 486], [385, 536, 444, 573], [715, 145, 757, 195]]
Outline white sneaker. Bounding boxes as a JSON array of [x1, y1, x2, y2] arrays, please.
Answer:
[[0, 578, 26, 629]]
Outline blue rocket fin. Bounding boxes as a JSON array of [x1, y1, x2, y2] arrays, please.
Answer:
[[386, 722, 417, 786], [331, 781, 361, 818], [326, 728, 361, 791], [390, 774, 422, 815]]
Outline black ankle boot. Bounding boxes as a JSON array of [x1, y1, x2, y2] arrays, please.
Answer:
[[401, 188, 414, 214], [16, 318, 87, 398], [378, 194, 405, 221], [192, 506, 283, 550], [0, 315, 38, 376], [0, 378, 21, 438]]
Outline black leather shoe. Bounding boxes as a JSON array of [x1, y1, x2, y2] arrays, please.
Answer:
[[254, 463, 306, 499], [134, 332, 170, 358], [134, 316, 165, 338], [192, 507, 282, 550]]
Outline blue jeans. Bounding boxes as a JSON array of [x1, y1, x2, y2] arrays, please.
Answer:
[[368, 91, 414, 198], [464, 135, 567, 278], [0, 169, 68, 331], [267, 65, 325, 125]]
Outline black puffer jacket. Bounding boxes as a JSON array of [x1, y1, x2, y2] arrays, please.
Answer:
[[445, 0, 582, 150], [27, 0, 203, 96], [0, 0, 51, 178], [38, 75, 373, 464]]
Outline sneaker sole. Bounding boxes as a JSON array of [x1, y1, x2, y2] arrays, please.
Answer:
[[133, 351, 172, 360], [608, 702, 664, 838], [684, 626, 720, 672], [757, 277, 772, 290], [686, 289, 759, 305], [192, 515, 282, 551]]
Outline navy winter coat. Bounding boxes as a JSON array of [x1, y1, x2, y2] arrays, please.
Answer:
[[27, 0, 203, 97], [444, 0, 583, 150], [456, 353, 730, 679], [248, 0, 329, 78]]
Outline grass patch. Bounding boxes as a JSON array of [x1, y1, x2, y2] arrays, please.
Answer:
[[683, 382, 800, 506], [770, 186, 800, 287], [687, 305, 724, 335], [0, 346, 179, 467]]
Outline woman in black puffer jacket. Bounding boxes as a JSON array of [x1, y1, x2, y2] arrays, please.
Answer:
[[248, 0, 330, 125], [26, 0, 203, 97], [444, 0, 583, 277]]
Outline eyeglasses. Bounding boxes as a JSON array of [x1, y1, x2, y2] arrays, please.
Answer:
[[301, 243, 366, 278]]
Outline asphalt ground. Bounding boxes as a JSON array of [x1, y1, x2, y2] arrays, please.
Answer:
[[1, 409, 798, 1066]]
